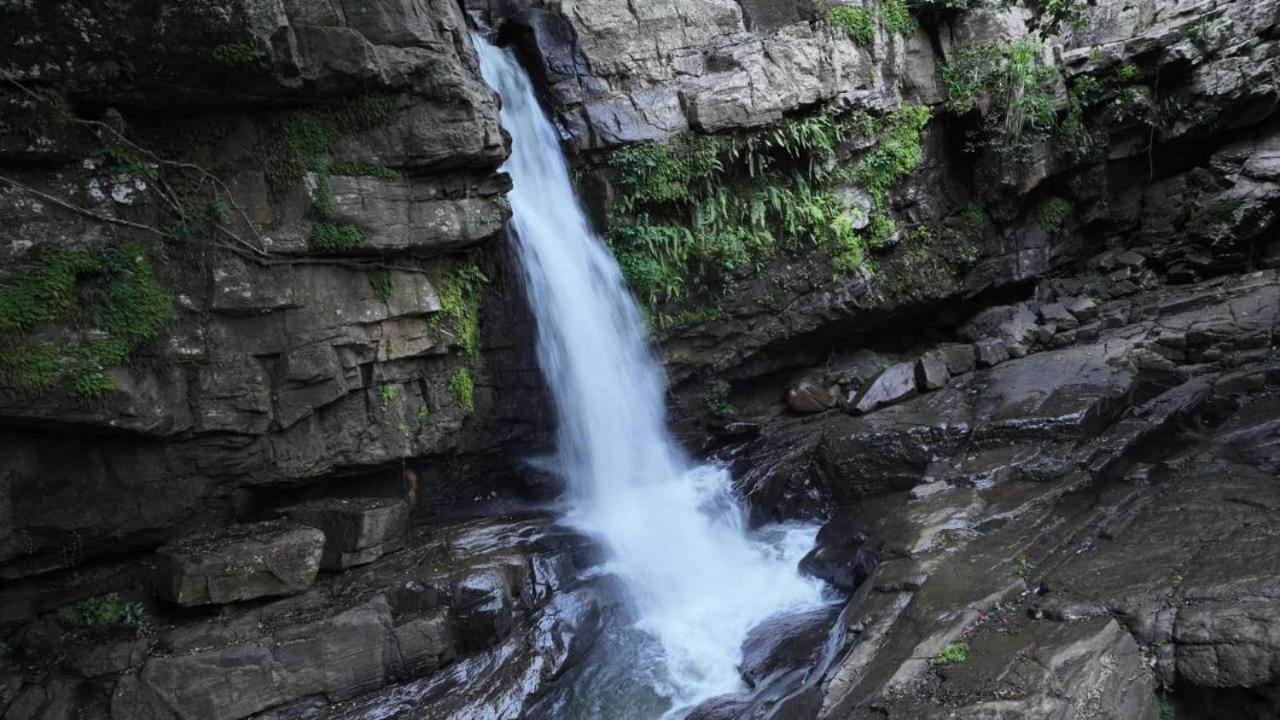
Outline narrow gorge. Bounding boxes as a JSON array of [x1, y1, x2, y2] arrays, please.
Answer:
[[1, 1, 1279, 719]]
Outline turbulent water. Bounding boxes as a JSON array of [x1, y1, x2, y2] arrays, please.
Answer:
[[474, 39, 826, 717]]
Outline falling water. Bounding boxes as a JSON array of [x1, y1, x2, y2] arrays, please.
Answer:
[[473, 39, 826, 716]]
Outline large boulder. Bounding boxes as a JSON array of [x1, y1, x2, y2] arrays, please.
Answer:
[[849, 362, 919, 415], [282, 498, 409, 570], [154, 521, 325, 606]]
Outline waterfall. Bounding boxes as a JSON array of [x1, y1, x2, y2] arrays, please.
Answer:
[[473, 38, 826, 716]]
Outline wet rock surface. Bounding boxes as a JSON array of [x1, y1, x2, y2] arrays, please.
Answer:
[[2, 512, 612, 720], [725, 270, 1280, 719]]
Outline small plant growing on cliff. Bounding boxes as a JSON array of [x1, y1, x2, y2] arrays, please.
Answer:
[[379, 383, 397, 410], [705, 379, 736, 418], [433, 263, 489, 358], [310, 222, 364, 252], [450, 368, 475, 413], [829, 6, 875, 45], [1014, 552, 1031, 577], [368, 269, 393, 304], [942, 41, 1059, 161], [0, 641, 10, 660], [417, 404, 430, 422], [878, 0, 915, 35], [211, 42, 268, 69], [1038, 197, 1072, 233], [55, 593, 149, 631], [934, 642, 969, 665]]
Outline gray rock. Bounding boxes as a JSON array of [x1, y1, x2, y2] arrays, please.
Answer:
[[973, 338, 1010, 368], [938, 344, 977, 375], [786, 380, 836, 414], [850, 362, 919, 415], [1063, 295, 1099, 321], [1037, 302, 1079, 330], [155, 521, 325, 606], [282, 498, 409, 570], [915, 351, 950, 391]]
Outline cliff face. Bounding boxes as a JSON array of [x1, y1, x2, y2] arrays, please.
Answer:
[[0, 0, 555, 583], [1, 0, 1279, 718]]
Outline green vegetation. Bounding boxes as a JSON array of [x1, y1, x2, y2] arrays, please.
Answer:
[[1187, 198, 1241, 236], [959, 203, 990, 236], [0, 245, 173, 398], [705, 379, 736, 418], [827, 1, 915, 45], [211, 42, 268, 69], [829, 6, 875, 45], [934, 642, 970, 665], [0, 641, 10, 660], [431, 263, 489, 358], [449, 368, 475, 413], [1014, 552, 1032, 577], [262, 95, 398, 252], [417, 404, 430, 422], [1025, 0, 1094, 34], [1039, 197, 1073, 232], [879, 0, 915, 35], [606, 105, 931, 309], [55, 593, 149, 631], [310, 222, 364, 252], [368, 269, 393, 304], [942, 40, 1059, 161], [379, 383, 397, 410], [1159, 691, 1176, 720]]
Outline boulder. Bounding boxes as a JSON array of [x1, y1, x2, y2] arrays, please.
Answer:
[[973, 338, 1010, 367], [282, 498, 409, 570], [786, 380, 836, 414], [915, 351, 950, 391], [938, 343, 977, 375], [1037, 302, 1079, 330], [154, 521, 325, 606], [1063, 295, 1099, 320], [849, 362, 919, 415]]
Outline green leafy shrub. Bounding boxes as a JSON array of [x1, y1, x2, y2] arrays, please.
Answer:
[[379, 383, 396, 410], [942, 41, 1060, 161], [934, 642, 969, 665], [449, 368, 474, 413], [606, 105, 931, 308], [829, 6, 875, 45], [879, 0, 915, 35], [0, 246, 172, 398]]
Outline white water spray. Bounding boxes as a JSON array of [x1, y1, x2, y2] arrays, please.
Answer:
[[473, 39, 826, 715]]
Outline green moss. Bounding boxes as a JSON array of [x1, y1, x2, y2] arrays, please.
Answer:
[[368, 269, 392, 304], [0, 246, 173, 398], [378, 383, 396, 410], [1186, 198, 1241, 236], [264, 94, 399, 192], [934, 642, 969, 665], [432, 263, 488, 359], [309, 222, 364, 252], [416, 404, 430, 422], [54, 593, 148, 630], [959, 203, 990, 236], [829, 6, 875, 45], [211, 42, 268, 69], [1039, 197, 1073, 232], [449, 368, 474, 414]]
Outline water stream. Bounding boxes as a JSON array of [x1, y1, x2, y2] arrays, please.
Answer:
[[473, 39, 827, 717]]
